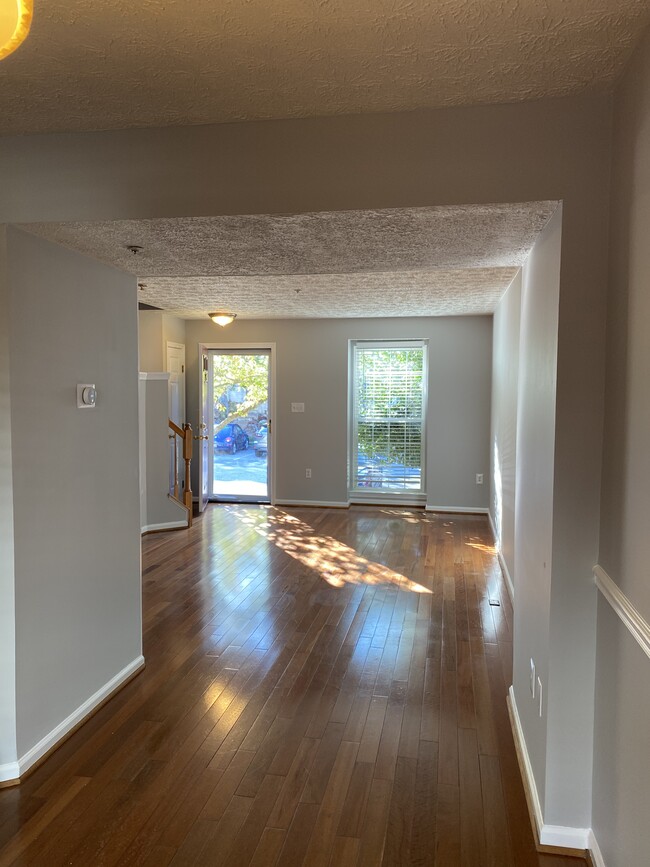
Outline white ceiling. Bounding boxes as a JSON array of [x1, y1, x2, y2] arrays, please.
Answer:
[[0, 0, 648, 135], [21, 202, 558, 319]]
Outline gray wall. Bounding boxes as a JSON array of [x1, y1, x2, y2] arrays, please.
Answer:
[[0, 226, 17, 773], [592, 26, 650, 866], [6, 228, 142, 757], [512, 210, 561, 819], [0, 95, 610, 225], [162, 314, 187, 352], [138, 309, 164, 371], [493, 208, 596, 828], [138, 310, 187, 372], [0, 92, 613, 827], [490, 270, 521, 586], [184, 316, 492, 508]]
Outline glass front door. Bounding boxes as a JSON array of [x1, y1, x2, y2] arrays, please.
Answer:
[[209, 350, 271, 502]]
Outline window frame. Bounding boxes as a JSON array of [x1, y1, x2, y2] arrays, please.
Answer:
[[348, 338, 428, 504]]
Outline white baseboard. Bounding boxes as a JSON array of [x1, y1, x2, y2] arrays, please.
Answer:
[[425, 505, 489, 514], [507, 686, 592, 852], [2, 655, 145, 783], [486, 511, 515, 604], [588, 829, 607, 867], [487, 509, 497, 541], [274, 499, 350, 509], [0, 760, 20, 785], [508, 686, 544, 834], [141, 520, 187, 533], [497, 550, 514, 605]]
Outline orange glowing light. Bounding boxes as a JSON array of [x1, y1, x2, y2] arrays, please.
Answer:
[[0, 0, 33, 61]]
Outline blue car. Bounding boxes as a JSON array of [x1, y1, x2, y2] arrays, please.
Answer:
[[214, 423, 249, 454]]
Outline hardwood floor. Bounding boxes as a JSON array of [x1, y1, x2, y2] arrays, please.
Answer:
[[0, 505, 588, 866]]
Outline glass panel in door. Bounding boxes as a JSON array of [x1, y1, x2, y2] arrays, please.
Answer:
[[210, 350, 270, 501]]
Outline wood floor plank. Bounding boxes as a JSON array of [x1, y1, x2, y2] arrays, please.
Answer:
[[357, 777, 393, 867], [328, 835, 360, 866], [382, 755, 417, 866], [300, 722, 345, 805], [480, 753, 515, 867], [0, 505, 588, 867], [275, 801, 320, 866], [374, 680, 407, 781], [247, 826, 286, 867], [301, 739, 359, 867], [410, 740, 438, 866], [458, 728, 485, 866], [435, 783, 461, 867], [437, 668, 459, 786], [218, 773, 285, 867], [357, 695, 389, 765], [0, 776, 89, 866], [267, 736, 320, 829], [335, 760, 374, 838]]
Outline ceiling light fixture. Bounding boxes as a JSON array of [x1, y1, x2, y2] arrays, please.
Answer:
[[209, 312, 237, 327], [0, 0, 33, 60]]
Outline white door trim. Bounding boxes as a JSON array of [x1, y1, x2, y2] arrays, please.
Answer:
[[197, 350, 210, 512], [198, 342, 276, 505]]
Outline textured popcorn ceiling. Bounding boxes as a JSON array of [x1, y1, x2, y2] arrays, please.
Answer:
[[22, 203, 557, 318], [135, 270, 519, 320], [0, 0, 648, 135]]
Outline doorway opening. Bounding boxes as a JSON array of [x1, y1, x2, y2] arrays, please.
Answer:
[[166, 341, 186, 498], [204, 348, 272, 503]]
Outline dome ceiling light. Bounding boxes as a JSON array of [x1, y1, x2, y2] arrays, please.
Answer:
[[209, 312, 237, 327], [0, 0, 33, 61]]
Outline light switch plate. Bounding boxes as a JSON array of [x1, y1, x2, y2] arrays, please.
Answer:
[[291, 402, 305, 413]]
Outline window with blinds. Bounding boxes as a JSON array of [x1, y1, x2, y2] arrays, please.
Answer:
[[350, 341, 427, 494]]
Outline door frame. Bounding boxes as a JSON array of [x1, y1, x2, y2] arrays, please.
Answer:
[[198, 342, 276, 505]]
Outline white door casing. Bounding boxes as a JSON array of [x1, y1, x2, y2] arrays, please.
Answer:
[[198, 342, 275, 505], [198, 352, 210, 513]]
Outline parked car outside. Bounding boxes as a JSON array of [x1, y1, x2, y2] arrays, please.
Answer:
[[215, 422, 249, 454], [254, 421, 268, 457]]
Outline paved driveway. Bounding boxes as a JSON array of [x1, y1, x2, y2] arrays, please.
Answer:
[[213, 447, 268, 497]]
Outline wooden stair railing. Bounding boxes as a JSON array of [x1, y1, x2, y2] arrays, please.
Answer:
[[168, 420, 193, 527]]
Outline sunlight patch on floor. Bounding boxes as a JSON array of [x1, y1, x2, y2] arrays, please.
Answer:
[[232, 508, 432, 593], [465, 539, 497, 555]]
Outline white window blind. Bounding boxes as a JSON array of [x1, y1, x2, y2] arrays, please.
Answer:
[[351, 341, 426, 493]]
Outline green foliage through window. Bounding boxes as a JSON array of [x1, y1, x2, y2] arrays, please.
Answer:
[[353, 344, 425, 491], [212, 354, 269, 433]]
